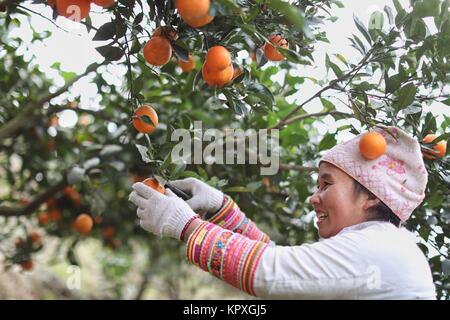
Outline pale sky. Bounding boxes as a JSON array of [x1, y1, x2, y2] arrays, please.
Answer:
[[9, 0, 448, 137]]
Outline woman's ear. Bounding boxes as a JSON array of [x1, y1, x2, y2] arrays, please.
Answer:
[[363, 196, 380, 211]]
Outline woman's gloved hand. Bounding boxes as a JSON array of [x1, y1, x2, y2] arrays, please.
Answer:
[[128, 182, 198, 239], [170, 178, 224, 217]]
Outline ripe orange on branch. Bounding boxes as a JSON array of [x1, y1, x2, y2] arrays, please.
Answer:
[[143, 36, 172, 67], [264, 35, 288, 61], [64, 186, 81, 207], [74, 214, 94, 235], [202, 62, 234, 87], [91, 0, 116, 8], [30, 231, 42, 244], [176, 0, 213, 27], [21, 260, 34, 271], [38, 212, 50, 225], [143, 178, 166, 194], [182, 14, 214, 28], [56, 0, 91, 20], [103, 226, 116, 240], [423, 134, 447, 159], [205, 46, 231, 71], [132, 105, 158, 134], [359, 131, 387, 160], [179, 54, 196, 72]]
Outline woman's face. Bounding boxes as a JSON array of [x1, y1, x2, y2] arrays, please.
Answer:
[[309, 162, 374, 238]]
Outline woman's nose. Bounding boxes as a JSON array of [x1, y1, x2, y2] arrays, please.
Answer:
[[309, 190, 320, 205]]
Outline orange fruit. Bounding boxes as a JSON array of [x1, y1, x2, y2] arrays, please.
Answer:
[[103, 226, 115, 240], [30, 231, 42, 244], [202, 62, 234, 87], [262, 177, 270, 188], [264, 35, 288, 61], [182, 14, 214, 28], [56, 0, 91, 20], [143, 178, 166, 194], [74, 213, 94, 235], [133, 175, 146, 183], [94, 215, 103, 224], [19, 198, 30, 205], [64, 186, 81, 206], [47, 139, 55, 151], [143, 36, 172, 67], [38, 212, 50, 225], [423, 134, 447, 159], [15, 237, 24, 247], [179, 54, 196, 72], [152, 26, 178, 41], [205, 46, 231, 71], [48, 0, 56, 7], [132, 105, 158, 134], [49, 115, 58, 127], [47, 198, 57, 209], [359, 131, 387, 160], [176, 0, 210, 19], [21, 260, 34, 271], [91, 0, 115, 8], [49, 209, 62, 221]]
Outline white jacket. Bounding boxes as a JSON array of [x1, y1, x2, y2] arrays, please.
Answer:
[[253, 221, 436, 299]]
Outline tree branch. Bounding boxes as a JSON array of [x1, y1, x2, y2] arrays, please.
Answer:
[[0, 63, 103, 141], [270, 45, 378, 131], [0, 178, 67, 217], [281, 110, 353, 127]]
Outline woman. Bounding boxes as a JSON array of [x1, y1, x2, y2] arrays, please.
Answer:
[[129, 126, 436, 299]]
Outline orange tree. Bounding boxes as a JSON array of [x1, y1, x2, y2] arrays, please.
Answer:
[[0, 0, 449, 298]]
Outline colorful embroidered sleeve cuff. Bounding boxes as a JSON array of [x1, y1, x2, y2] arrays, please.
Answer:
[[205, 195, 271, 243], [186, 221, 269, 296]]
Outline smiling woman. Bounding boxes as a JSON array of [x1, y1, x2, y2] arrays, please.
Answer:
[[130, 125, 437, 299]]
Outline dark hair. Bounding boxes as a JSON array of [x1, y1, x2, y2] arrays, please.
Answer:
[[352, 179, 401, 227]]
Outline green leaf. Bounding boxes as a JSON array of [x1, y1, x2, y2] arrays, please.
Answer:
[[353, 15, 372, 44], [135, 144, 151, 163], [277, 47, 311, 65], [412, 0, 440, 18], [96, 45, 124, 61], [93, 22, 116, 41], [266, 0, 305, 32], [171, 40, 189, 61], [385, 74, 401, 94], [318, 133, 337, 151], [384, 5, 394, 25], [224, 186, 250, 193], [368, 11, 384, 31], [179, 170, 202, 179], [197, 167, 208, 180], [397, 83, 417, 109], [440, 98, 450, 106], [129, 37, 142, 55], [392, 0, 403, 13], [246, 83, 275, 109], [442, 259, 450, 276]]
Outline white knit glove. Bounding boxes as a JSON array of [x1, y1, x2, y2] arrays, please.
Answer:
[[170, 178, 224, 217], [128, 182, 197, 239]]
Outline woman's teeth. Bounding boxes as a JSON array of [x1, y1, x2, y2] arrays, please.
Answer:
[[317, 212, 328, 221]]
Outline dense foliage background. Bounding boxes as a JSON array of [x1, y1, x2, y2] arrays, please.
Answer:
[[0, 0, 449, 299]]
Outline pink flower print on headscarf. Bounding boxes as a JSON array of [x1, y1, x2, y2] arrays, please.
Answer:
[[378, 156, 406, 175]]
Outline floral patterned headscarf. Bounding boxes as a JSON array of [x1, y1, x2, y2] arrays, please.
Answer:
[[320, 126, 428, 221]]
